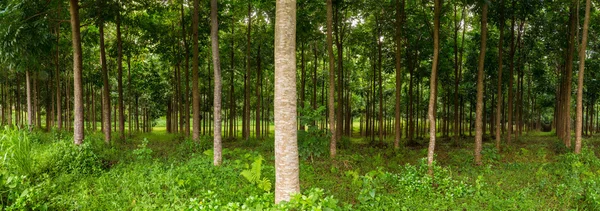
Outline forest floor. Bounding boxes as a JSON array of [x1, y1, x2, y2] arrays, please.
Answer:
[[1, 128, 600, 210]]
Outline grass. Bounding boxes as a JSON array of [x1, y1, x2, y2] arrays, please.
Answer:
[[1, 126, 599, 210]]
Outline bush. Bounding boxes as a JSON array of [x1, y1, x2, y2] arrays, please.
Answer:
[[49, 139, 103, 175]]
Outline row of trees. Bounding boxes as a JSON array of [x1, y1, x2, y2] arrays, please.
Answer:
[[0, 0, 598, 202]]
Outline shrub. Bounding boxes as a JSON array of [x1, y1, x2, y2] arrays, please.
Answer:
[[49, 140, 103, 175]]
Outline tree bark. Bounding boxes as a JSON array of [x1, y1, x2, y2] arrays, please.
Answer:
[[210, 0, 223, 165], [326, 0, 337, 158], [117, 6, 125, 140], [495, 0, 504, 150], [575, 0, 591, 154], [69, 0, 84, 145], [243, 3, 252, 140], [26, 70, 33, 132], [192, 0, 201, 141], [99, 23, 111, 144], [561, 0, 577, 147], [427, 0, 441, 175], [507, 1, 516, 145], [274, 0, 299, 203], [474, 2, 488, 166]]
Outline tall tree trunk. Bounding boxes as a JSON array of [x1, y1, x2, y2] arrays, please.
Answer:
[[229, 16, 236, 138], [326, 0, 337, 158], [192, 0, 201, 141], [117, 6, 125, 140], [210, 0, 223, 165], [495, 0, 504, 150], [181, 1, 190, 137], [99, 23, 111, 144], [256, 45, 262, 138], [243, 3, 252, 140], [575, 0, 591, 154], [562, 0, 577, 147], [377, 16, 383, 143], [300, 43, 306, 131], [474, 2, 488, 166], [274, 0, 299, 203], [427, 0, 441, 175], [69, 0, 84, 145], [26, 70, 33, 131], [507, 1, 516, 145]]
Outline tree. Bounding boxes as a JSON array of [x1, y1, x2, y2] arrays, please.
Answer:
[[192, 0, 201, 141], [210, 0, 223, 165], [69, 0, 84, 145], [495, 0, 504, 150], [394, 0, 405, 149], [427, 0, 441, 175], [327, 0, 337, 158], [274, 0, 299, 203], [474, 1, 488, 166], [116, 0, 125, 140], [575, 0, 591, 154], [99, 21, 111, 144]]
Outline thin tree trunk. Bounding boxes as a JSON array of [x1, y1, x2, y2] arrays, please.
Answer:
[[25, 70, 33, 131], [474, 2, 488, 166], [117, 6, 125, 140], [495, 0, 504, 150], [210, 0, 223, 165], [99, 23, 111, 144], [243, 3, 252, 140], [575, 0, 591, 154], [326, 0, 337, 158], [427, 0, 441, 175], [181, 1, 190, 137], [192, 0, 201, 141]]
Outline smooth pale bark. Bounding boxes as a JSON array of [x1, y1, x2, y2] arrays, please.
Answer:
[[26, 70, 33, 132], [575, 0, 591, 154], [326, 0, 337, 158], [210, 0, 223, 166], [192, 0, 201, 141], [274, 0, 299, 203], [427, 0, 441, 175], [394, 0, 405, 149], [475, 2, 488, 166], [495, 0, 504, 151], [69, 0, 84, 145], [99, 23, 111, 144]]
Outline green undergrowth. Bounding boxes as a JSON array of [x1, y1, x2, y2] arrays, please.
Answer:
[[1, 127, 599, 210]]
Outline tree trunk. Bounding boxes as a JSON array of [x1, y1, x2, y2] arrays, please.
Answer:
[[25, 70, 33, 131], [243, 3, 252, 140], [427, 0, 441, 175], [561, 0, 577, 147], [117, 7, 125, 140], [181, 2, 190, 137], [210, 0, 223, 165], [326, 0, 337, 158], [507, 1, 516, 145], [495, 0, 504, 150], [69, 0, 84, 144], [474, 2, 488, 166], [99, 23, 111, 144], [274, 0, 299, 203], [192, 0, 201, 141], [575, 0, 591, 154]]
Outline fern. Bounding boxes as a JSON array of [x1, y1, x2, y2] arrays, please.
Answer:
[[240, 155, 271, 192]]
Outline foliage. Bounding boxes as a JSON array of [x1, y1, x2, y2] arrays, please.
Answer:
[[240, 155, 271, 192], [133, 138, 153, 161], [298, 105, 330, 160]]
